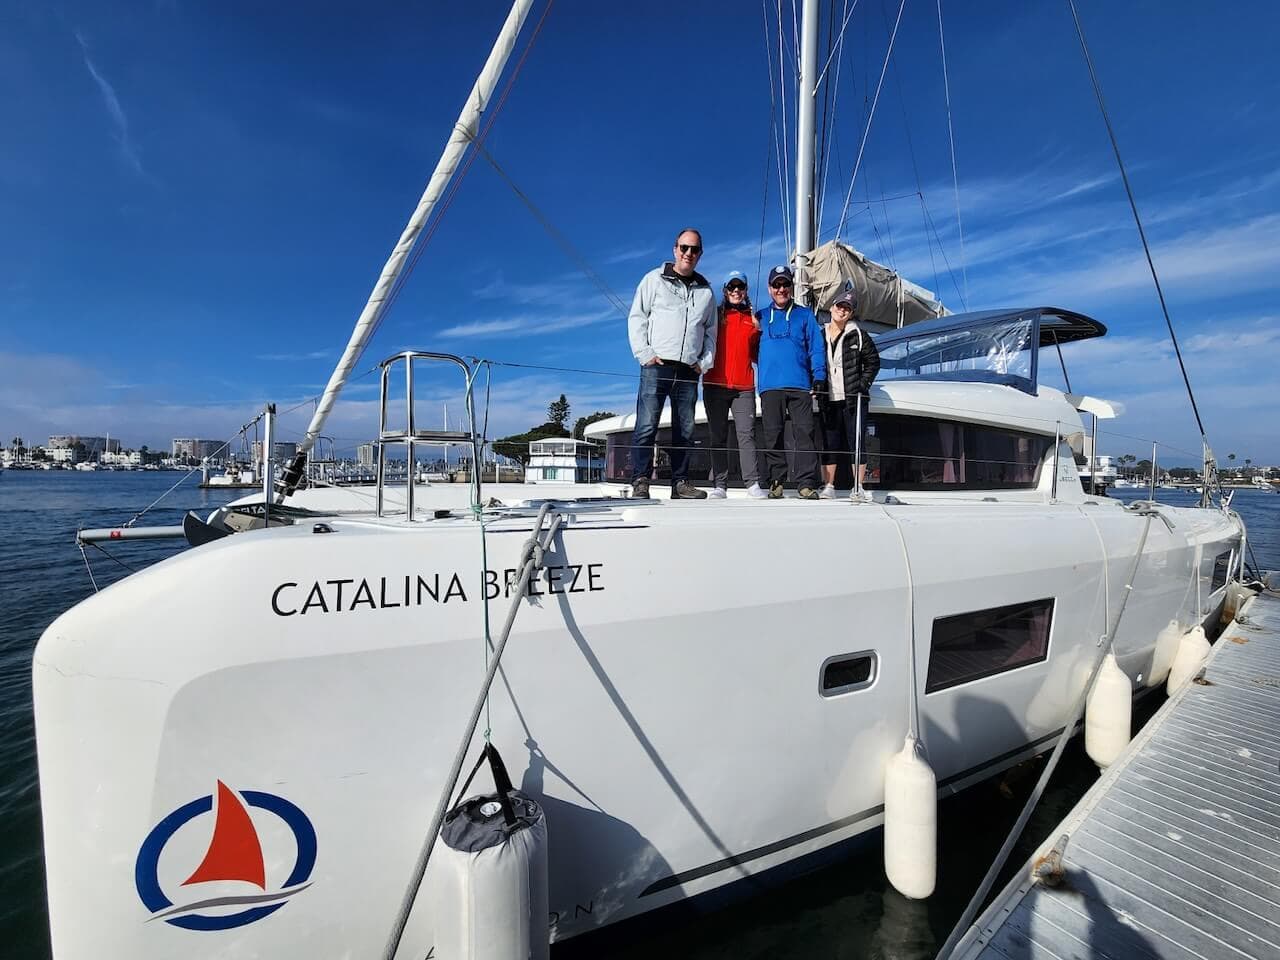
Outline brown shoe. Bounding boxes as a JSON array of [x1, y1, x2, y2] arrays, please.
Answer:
[[631, 477, 650, 498], [672, 479, 708, 499], [797, 486, 820, 500]]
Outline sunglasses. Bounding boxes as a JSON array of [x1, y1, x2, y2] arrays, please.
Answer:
[[770, 280, 793, 290], [677, 244, 703, 255], [725, 282, 747, 292]]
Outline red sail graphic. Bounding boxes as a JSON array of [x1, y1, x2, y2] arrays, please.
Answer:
[[181, 780, 267, 889]]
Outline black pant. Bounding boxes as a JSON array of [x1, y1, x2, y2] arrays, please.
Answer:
[[760, 388, 818, 488]]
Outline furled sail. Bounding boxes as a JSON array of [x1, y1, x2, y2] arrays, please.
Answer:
[[805, 239, 946, 328]]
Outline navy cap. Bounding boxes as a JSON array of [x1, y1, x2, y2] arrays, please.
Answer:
[[767, 265, 794, 285], [833, 279, 857, 308]]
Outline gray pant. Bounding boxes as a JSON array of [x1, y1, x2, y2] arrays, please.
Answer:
[[703, 383, 759, 488]]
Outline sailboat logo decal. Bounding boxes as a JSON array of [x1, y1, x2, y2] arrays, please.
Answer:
[[134, 781, 317, 931]]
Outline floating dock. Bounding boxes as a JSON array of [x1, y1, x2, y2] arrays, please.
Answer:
[[953, 578, 1280, 960]]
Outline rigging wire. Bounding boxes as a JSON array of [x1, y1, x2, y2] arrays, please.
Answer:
[[812, 0, 862, 92], [365, 0, 557, 345], [833, 0, 907, 239], [936, 0, 969, 304], [1066, 0, 1209, 442], [815, 0, 854, 238], [467, 139, 629, 317], [775, 0, 794, 252], [756, 88, 776, 294]]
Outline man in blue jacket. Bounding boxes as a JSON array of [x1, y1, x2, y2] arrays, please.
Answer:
[[756, 265, 826, 499]]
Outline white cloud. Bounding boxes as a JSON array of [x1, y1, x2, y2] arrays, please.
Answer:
[[75, 30, 144, 176], [437, 310, 618, 340]]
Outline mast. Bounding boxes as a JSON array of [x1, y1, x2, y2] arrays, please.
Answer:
[[278, 0, 535, 496], [793, 0, 821, 299]]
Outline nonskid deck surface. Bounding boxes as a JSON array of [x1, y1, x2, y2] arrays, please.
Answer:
[[955, 580, 1280, 960]]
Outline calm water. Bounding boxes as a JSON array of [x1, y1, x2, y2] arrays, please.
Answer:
[[1, 471, 1276, 958]]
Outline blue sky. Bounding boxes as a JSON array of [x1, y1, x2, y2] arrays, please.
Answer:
[[2, 0, 1278, 466]]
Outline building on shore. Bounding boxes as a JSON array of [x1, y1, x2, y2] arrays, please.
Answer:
[[250, 440, 298, 464], [48, 435, 120, 457], [357, 443, 379, 468], [172, 438, 225, 462]]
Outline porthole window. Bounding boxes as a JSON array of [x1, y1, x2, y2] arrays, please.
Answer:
[[820, 651, 878, 697], [926, 598, 1054, 694]]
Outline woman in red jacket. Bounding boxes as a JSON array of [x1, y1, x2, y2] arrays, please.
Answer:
[[703, 271, 765, 498]]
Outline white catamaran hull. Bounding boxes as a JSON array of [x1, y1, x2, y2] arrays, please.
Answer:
[[34, 492, 1240, 958]]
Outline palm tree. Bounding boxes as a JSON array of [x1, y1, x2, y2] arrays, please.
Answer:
[[1245, 458, 1253, 477]]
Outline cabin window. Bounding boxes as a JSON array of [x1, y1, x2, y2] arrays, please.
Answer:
[[541, 467, 557, 480], [925, 598, 1054, 693], [1210, 550, 1232, 592], [865, 415, 1052, 490], [820, 651, 878, 696]]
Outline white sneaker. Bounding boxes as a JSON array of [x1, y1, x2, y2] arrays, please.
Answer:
[[709, 487, 727, 499], [746, 482, 768, 499], [820, 484, 836, 499]]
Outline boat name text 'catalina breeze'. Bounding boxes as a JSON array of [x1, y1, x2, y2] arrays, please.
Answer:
[[270, 563, 606, 616]]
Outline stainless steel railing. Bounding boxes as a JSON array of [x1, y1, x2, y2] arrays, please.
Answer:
[[376, 351, 481, 519]]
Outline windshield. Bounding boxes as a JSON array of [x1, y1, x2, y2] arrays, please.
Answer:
[[877, 313, 1038, 392]]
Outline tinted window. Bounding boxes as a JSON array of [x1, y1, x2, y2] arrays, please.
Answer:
[[866, 415, 1053, 490], [926, 598, 1054, 694]]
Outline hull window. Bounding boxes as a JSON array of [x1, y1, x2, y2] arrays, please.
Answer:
[[820, 651, 878, 696], [926, 598, 1054, 693]]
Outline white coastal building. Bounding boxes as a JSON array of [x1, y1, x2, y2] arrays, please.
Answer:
[[523, 437, 604, 483]]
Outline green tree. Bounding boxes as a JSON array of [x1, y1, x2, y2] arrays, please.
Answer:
[[572, 411, 616, 440], [492, 421, 570, 467], [1244, 457, 1252, 476], [547, 394, 571, 430], [1135, 459, 1153, 478]]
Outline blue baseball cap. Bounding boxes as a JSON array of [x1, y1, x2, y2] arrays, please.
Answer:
[[723, 270, 749, 289], [767, 265, 794, 285]]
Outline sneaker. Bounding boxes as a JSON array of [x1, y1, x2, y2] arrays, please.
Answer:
[[819, 484, 836, 499], [767, 480, 785, 499], [797, 486, 820, 500], [709, 486, 727, 499], [631, 477, 650, 499], [672, 479, 708, 499], [746, 482, 768, 499]]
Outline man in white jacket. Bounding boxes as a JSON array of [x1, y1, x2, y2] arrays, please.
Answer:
[[626, 228, 717, 499]]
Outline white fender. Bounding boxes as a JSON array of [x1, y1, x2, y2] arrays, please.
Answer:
[[430, 792, 549, 960], [1146, 620, 1181, 688], [883, 735, 936, 899], [1085, 653, 1132, 768], [1166, 625, 1210, 694]]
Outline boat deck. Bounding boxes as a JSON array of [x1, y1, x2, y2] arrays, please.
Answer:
[[953, 577, 1280, 960]]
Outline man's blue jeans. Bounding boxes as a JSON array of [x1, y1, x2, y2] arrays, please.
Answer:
[[631, 361, 699, 485]]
